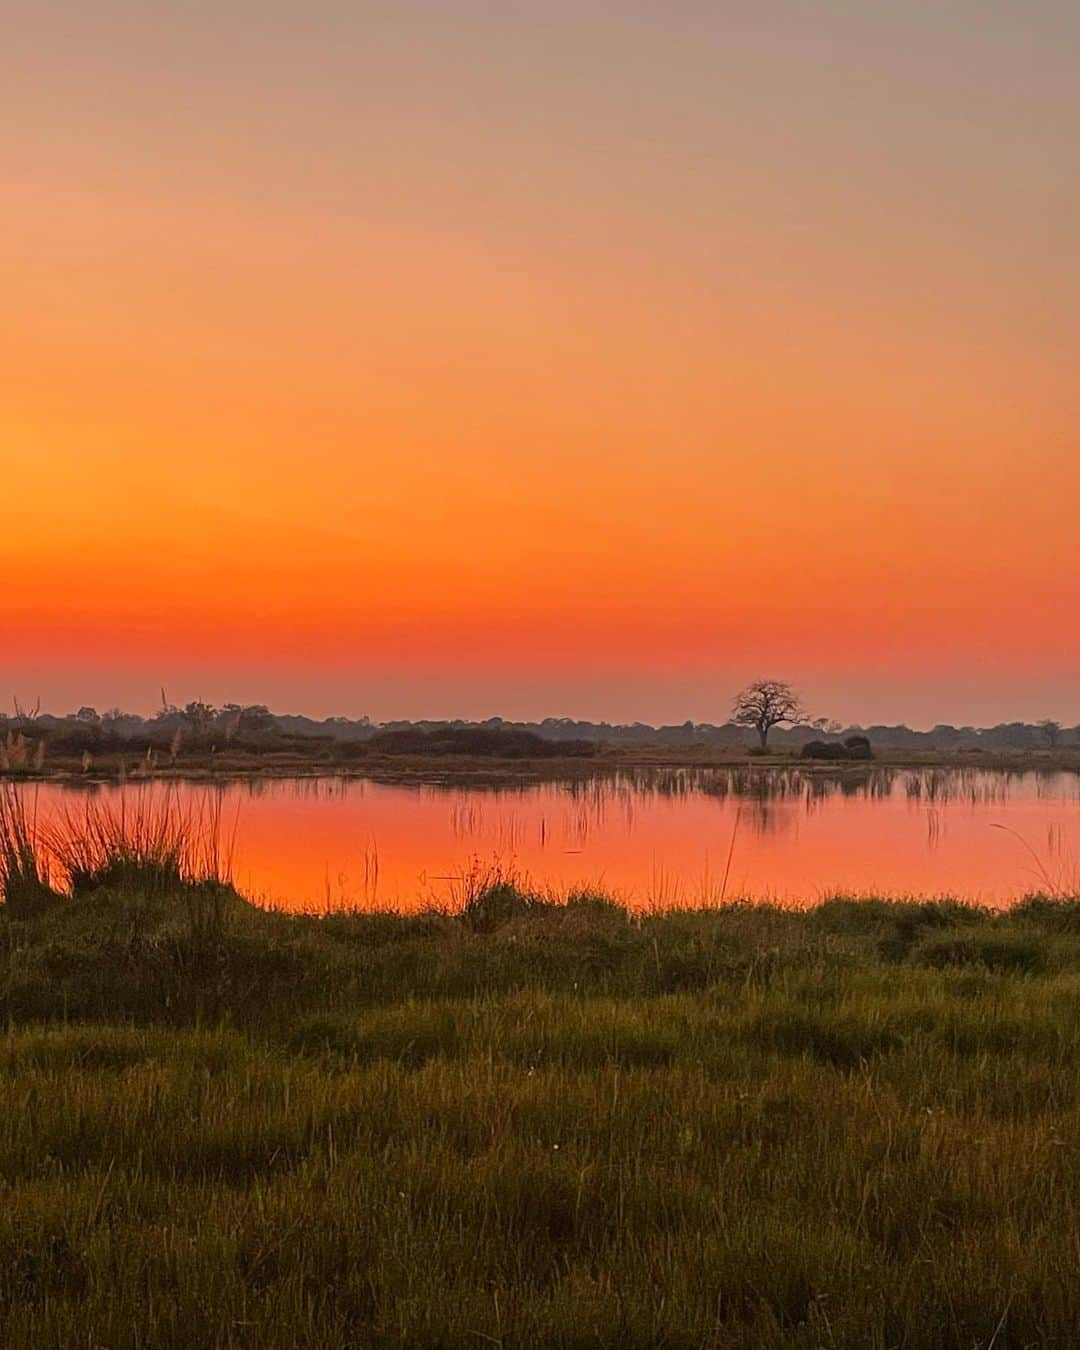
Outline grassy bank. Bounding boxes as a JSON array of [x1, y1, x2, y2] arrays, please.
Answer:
[[3, 886, 1080, 1345], [2, 794, 1080, 1346]]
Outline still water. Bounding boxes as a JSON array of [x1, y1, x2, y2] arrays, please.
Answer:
[[24, 767, 1080, 910]]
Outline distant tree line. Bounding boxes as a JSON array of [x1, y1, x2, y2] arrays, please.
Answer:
[[2, 696, 1077, 756]]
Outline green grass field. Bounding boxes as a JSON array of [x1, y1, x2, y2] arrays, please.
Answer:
[[2, 875, 1080, 1348]]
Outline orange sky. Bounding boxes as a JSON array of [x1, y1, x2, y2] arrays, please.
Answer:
[[4, 2, 1079, 725]]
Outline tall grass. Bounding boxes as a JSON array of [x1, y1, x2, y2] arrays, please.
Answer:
[[450, 856, 551, 930], [0, 964, 1079, 1346], [0, 785, 61, 917], [43, 787, 233, 897]]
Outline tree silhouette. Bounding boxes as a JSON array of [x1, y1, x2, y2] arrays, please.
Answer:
[[732, 679, 806, 750], [181, 701, 217, 734], [1038, 719, 1062, 749]]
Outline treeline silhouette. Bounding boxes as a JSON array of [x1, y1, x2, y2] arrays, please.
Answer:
[[1, 701, 1076, 757], [361, 727, 594, 758]]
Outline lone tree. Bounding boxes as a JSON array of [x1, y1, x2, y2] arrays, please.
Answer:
[[732, 679, 807, 750]]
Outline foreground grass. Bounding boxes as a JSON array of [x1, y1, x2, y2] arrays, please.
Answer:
[[2, 888, 1080, 1346]]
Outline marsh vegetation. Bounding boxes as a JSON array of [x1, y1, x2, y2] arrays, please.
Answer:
[[9, 766, 1080, 910], [1, 787, 1079, 1345]]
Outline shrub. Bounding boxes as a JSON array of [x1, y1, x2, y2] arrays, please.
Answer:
[[800, 736, 873, 761]]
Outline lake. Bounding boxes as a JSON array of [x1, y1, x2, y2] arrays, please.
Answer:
[[20, 766, 1080, 909]]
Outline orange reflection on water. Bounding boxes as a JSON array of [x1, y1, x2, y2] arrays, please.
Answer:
[[25, 769, 1080, 911]]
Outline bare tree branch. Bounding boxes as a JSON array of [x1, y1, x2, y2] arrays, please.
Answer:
[[731, 679, 807, 750]]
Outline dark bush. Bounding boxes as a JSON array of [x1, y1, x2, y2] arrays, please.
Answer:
[[801, 736, 873, 761], [801, 740, 842, 761], [361, 727, 595, 758]]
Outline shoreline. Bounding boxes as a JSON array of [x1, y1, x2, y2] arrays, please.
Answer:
[[4, 745, 1080, 786]]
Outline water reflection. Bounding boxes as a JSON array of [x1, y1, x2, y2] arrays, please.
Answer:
[[16, 767, 1080, 910]]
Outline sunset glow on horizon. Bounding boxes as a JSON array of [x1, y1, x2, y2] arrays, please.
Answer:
[[6, 1, 1079, 726]]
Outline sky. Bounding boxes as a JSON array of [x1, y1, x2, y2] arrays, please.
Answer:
[[4, 1, 1078, 727]]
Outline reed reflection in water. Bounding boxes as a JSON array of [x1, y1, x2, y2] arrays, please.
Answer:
[[19, 767, 1080, 910]]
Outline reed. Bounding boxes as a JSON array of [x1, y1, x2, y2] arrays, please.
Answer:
[[44, 787, 232, 898], [0, 785, 62, 917]]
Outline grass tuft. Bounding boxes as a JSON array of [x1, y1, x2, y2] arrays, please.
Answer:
[[0, 785, 64, 918], [44, 788, 231, 898]]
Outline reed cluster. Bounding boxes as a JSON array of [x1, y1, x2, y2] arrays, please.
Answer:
[[0, 786, 59, 918], [0, 785, 233, 908]]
